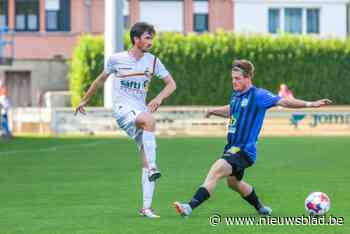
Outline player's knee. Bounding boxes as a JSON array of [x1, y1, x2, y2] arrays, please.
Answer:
[[227, 176, 240, 191], [211, 161, 230, 179], [136, 113, 156, 131], [144, 119, 156, 132]]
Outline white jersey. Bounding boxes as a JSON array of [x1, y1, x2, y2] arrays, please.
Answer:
[[105, 51, 170, 111], [0, 95, 10, 112]]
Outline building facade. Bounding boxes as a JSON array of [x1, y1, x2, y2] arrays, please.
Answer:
[[234, 0, 349, 38], [0, 0, 349, 107], [0, 0, 233, 107]]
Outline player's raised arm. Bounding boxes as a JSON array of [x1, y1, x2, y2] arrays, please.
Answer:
[[74, 71, 109, 115], [205, 105, 230, 118], [277, 97, 332, 109]]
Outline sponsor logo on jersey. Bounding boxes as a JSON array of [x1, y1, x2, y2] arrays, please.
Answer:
[[230, 115, 237, 126], [120, 80, 150, 92], [227, 146, 241, 154], [228, 114, 238, 133], [241, 98, 249, 107]]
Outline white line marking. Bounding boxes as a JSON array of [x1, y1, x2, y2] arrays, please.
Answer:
[[0, 140, 116, 156]]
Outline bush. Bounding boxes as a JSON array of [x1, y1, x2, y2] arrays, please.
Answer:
[[69, 32, 350, 106], [69, 35, 105, 107]]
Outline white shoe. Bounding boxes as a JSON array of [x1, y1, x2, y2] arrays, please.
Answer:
[[258, 206, 272, 216], [148, 168, 161, 182], [139, 208, 160, 218], [174, 202, 192, 217]]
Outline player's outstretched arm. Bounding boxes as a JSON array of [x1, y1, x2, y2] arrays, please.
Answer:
[[148, 75, 176, 113], [277, 97, 332, 109], [205, 105, 230, 118], [74, 71, 109, 115]]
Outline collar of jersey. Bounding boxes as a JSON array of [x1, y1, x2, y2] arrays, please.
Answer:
[[234, 86, 255, 97], [127, 50, 147, 61]]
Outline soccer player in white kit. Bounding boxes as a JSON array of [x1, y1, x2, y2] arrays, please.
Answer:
[[75, 22, 176, 218]]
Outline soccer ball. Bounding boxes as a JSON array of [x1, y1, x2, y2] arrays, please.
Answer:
[[305, 192, 330, 216]]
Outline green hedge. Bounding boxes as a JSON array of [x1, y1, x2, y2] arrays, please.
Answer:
[[69, 32, 350, 106], [69, 35, 105, 107]]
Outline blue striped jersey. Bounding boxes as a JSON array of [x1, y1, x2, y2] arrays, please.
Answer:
[[224, 86, 281, 162]]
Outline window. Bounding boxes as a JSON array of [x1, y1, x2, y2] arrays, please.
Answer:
[[268, 8, 280, 33], [123, 0, 130, 29], [193, 0, 208, 32], [15, 0, 39, 31], [268, 7, 320, 35], [45, 0, 70, 31], [307, 9, 319, 34], [285, 8, 302, 34], [140, 1, 184, 32], [16, 0, 39, 31], [124, 15, 130, 29], [194, 14, 208, 32], [0, 0, 8, 28], [46, 11, 58, 30]]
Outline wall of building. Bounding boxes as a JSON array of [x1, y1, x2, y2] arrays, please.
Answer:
[[209, 0, 233, 32], [131, 0, 233, 33], [1, 0, 235, 60], [1, 0, 95, 107], [139, 1, 184, 32], [91, 0, 105, 33], [3, 33, 79, 60], [2, 0, 103, 60], [0, 59, 69, 107]]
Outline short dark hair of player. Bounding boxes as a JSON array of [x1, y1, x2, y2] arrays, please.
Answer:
[[232, 59, 255, 79], [130, 22, 156, 45]]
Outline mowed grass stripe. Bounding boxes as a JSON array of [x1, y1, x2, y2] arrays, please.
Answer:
[[0, 137, 349, 234]]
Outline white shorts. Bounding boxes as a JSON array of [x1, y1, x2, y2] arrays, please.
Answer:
[[113, 104, 147, 150]]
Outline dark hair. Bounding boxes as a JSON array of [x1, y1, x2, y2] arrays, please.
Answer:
[[130, 22, 156, 45], [232, 59, 255, 78]]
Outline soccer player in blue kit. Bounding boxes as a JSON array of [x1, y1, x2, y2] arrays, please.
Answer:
[[174, 59, 332, 217]]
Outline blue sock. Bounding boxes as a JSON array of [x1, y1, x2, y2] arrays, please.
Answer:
[[243, 189, 262, 210], [189, 187, 210, 209]]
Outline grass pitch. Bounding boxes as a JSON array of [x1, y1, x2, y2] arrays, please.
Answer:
[[0, 136, 349, 234]]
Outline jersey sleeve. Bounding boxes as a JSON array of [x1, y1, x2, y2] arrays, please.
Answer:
[[104, 55, 116, 75], [154, 58, 170, 79], [256, 88, 281, 109]]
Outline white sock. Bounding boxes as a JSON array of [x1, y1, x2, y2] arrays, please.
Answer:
[[142, 168, 155, 209], [142, 130, 157, 169]]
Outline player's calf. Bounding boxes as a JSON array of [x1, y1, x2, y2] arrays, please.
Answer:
[[137, 113, 160, 181]]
